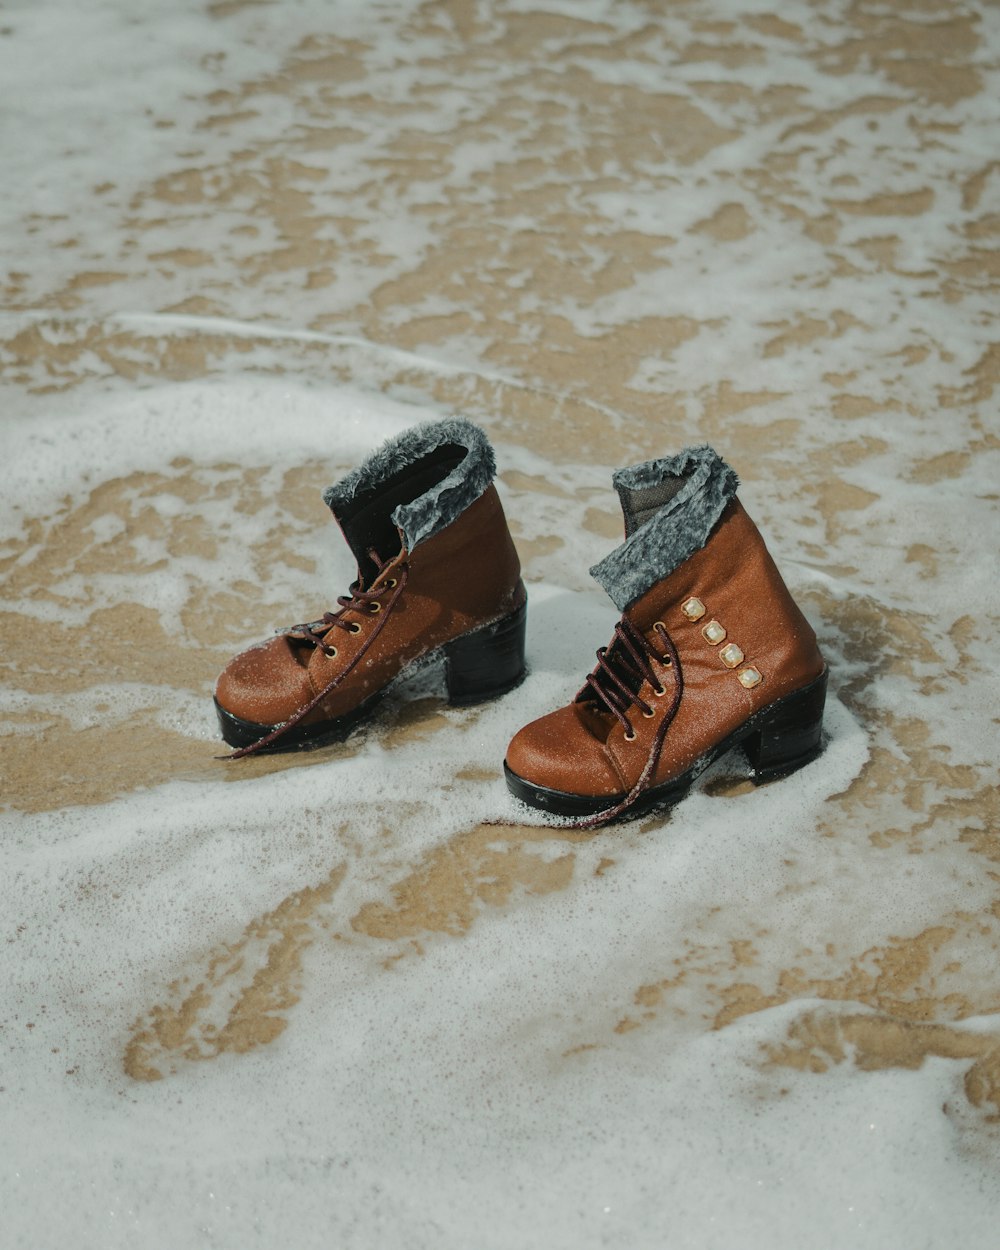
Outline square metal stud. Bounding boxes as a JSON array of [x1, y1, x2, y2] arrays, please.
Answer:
[[702, 619, 727, 645], [738, 666, 762, 689], [720, 642, 745, 668], [681, 597, 706, 622]]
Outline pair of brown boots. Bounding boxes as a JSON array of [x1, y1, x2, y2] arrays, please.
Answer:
[[215, 420, 826, 826]]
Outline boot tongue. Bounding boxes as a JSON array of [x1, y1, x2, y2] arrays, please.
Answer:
[[615, 476, 687, 539], [354, 531, 403, 589], [329, 498, 404, 587]]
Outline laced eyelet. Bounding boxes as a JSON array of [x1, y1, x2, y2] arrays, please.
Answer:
[[653, 686, 666, 697], [642, 707, 655, 718], [624, 730, 637, 742], [349, 622, 362, 634], [369, 601, 381, 614], [384, 578, 397, 588]]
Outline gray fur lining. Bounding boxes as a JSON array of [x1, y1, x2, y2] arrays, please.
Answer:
[[590, 446, 739, 611], [322, 417, 496, 552]]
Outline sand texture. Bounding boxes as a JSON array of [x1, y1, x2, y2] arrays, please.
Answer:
[[2, 1, 999, 1247]]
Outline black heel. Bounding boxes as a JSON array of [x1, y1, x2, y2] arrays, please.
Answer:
[[444, 600, 527, 706], [743, 668, 828, 783]]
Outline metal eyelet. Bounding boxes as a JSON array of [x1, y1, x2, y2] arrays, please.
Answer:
[[385, 578, 397, 588], [325, 646, 337, 659], [653, 623, 672, 665], [642, 707, 655, 718], [369, 601, 381, 614], [624, 730, 637, 742], [349, 622, 362, 634], [653, 686, 666, 697]]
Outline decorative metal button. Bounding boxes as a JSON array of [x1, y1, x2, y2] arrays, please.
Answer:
[[738, 666, 762, 688], [682, 597, 706, 621], [720, 642, 744, 668], [702, 620, 726, 645]]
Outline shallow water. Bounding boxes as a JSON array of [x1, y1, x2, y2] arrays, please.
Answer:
[[3, 1, 1000, 1247]]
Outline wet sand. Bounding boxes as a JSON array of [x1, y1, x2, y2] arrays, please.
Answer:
[[3, 2, 999, 1246]]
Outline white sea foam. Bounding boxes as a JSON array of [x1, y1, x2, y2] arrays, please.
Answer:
[[4, 0, 1000, 1245], [4, 374, 998, 1249]]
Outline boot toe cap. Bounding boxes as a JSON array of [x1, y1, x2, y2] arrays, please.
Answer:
[[505, 704, 624, 799], [215, 635, 314, 727]]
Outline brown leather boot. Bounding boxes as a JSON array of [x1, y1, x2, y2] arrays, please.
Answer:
[[504, 446, 826, 824], [216, 419, 526, 756]]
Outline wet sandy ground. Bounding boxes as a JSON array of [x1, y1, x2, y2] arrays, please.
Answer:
[[2, 1, 1000, 1243]]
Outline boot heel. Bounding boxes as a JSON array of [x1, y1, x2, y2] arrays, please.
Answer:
[[444, 601, 527, 706], [743, 668, 827, 783]]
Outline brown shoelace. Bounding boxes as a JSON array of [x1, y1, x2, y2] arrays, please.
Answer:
[[225, 549, 409, 759], [575, 617, 684, 828]]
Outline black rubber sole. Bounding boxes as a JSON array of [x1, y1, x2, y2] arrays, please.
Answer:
[[504, 667, 829, 822], [217, 600, 528, 753]]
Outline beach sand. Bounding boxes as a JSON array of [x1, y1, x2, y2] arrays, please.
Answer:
[[2, 1, 999, 1245]]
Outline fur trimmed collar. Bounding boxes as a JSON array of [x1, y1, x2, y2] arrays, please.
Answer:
[[323, 418, 496, 552], [590, 446, 739, 611]]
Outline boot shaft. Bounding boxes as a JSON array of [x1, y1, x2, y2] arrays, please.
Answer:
[[626, 497, 823, 706], [590, 444, 822, 706], [324, 417, 522, 620], [324, 418, 496, 576], [406, 483, 524, 624], [309, 420, 524, 704]]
